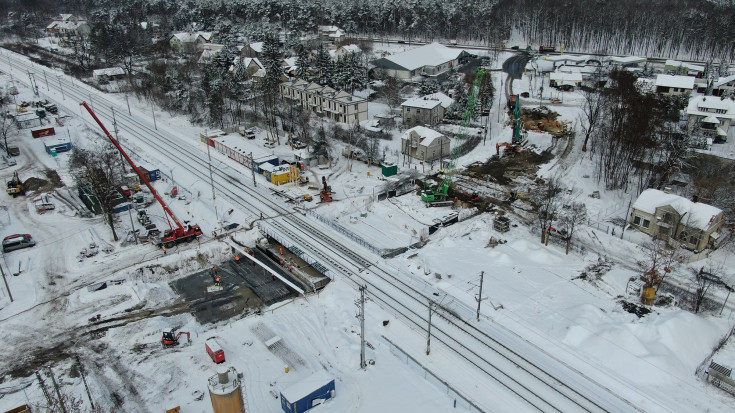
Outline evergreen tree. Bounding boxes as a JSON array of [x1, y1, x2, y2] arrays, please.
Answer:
[[295, 46, 311, 80], [313, 46, 334, 87], [419, 80, 438, 96], [260, 33, 284, 138]]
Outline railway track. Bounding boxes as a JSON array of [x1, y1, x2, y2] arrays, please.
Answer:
[[2, 50, 645, 412]]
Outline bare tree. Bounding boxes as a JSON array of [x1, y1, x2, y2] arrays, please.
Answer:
[[69, 141, 126, 241], [693, 265, 726, 314], [579, 86, 603, 152], [0, 98, 16, 155], [637, 239, 678, 295], [531, 177, 563, 244], [380, 77, 403, 116], [559, 201, 587, 255]]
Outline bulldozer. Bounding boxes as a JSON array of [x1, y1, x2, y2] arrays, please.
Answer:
[[161, 329, 191, 347], [6, 172, 24, 197]]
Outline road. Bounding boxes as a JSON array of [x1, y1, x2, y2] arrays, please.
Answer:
[[1, 48, 653, 412]]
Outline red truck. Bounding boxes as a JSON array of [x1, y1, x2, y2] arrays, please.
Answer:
[[205, 338, 225, 363]]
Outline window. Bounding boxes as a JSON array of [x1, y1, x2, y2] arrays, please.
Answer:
[[689, 235, 699, 245], [662, 212, 672, 223], [679, 231, 688, 241], [633, 216, 641, 225], [642, 219, 650, 228], [354, 104, 358, 110]]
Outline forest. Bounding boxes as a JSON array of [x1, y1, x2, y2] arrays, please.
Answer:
[[3, 0, 735, 60]]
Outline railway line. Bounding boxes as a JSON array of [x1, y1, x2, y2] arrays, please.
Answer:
[[3, 50, 646, 412]]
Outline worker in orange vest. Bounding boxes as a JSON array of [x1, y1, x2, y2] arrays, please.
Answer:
[[235, 255, 240, 263], [280, 246, 283, 255]]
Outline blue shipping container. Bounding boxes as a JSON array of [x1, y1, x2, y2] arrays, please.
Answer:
[[280, 371, 335, 413]]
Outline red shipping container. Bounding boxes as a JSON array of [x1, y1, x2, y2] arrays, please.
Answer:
[[31, 127, 56, 138], [205, 338, 225, 363]]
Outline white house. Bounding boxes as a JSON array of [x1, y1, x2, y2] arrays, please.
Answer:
[[630, 188, 724, 250], [169, 32, 213, 54], [335, 44, 361, 59], [372, 43, 464, 80], [686, 95, 735, 142], [46, 14, 90, 38], [400, 126, 451, 162], [655, 75, 695, 96]]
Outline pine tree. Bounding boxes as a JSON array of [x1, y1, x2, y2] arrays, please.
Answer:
[[295, 46, 311, 80], [313, 46, 334, 87], [419, 80, 438, 96], [260, 33, 284, 138]]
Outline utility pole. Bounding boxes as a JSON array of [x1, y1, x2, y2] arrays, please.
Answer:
[[75, 355, 95, 409], [57, 73, 65, 101], [151, 105, 157, 130], [476, 271, 487, 321], [1, 257, 13, 302], [27, 72, 39, 96], [250, 152, 257, 187], [125, 93, 131, 115], [426, 301, 435, 355], [43, 70, 49, 90], [358, 285, 367, 370], [206, 138, 219, 222], [35, 371, 52, 407], [48, 367, 68, 413]]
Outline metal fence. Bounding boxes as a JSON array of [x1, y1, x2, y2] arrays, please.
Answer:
[[305, 209, 386, 257], [382, 336, 486, 412]]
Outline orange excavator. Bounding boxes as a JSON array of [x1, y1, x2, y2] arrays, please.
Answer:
[[162, 329, 191, 347], [320, 176, 333, 202], [496, 142, 521, 155]]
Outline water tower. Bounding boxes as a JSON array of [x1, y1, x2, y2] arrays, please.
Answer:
[[208, 366, 246, 413]]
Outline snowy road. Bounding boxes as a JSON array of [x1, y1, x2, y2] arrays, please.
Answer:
[[1, 49, 658, 412]]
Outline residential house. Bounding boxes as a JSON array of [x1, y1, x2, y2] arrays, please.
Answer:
[[401, 93, 454, 126], [335, 44, 361, 59], [241, 42, 263, 58], [318, 26, 344, 42], [686, 95, 735, 142], [372, 43, 464, 80], [605, 55, 646, 68], [664, 59, 704, 78], [92, 67, 126, 83], [169, 32, 213, 54], [654, 74, 695, 96], [630, 188, 724, 251], [46, 14, 90, 38], [280, 79, 368, 124], [400, 126, 450, 163], [713, 74, 735, 97]]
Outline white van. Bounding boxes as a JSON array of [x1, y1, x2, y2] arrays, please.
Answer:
[[2, 234, 36, 253]]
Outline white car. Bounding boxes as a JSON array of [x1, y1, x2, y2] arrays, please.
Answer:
[[264, 142, 275, 148]]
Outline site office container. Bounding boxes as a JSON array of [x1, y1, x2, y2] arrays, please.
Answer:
[[205, 338, 225, 363], [31, 126, 56, 138]]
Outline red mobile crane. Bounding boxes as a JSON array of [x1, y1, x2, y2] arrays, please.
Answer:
[[80, 102, 203, 248]]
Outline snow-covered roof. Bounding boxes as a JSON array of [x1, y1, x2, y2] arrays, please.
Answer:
[[404, 126, 445, 147], [249, 42, 263, 53], [686, 95, 735, 118], [701, 115, 720, 123], [171, 31, 212, 43], [655, 75, 695, 90], [550, 71, 583, 83], [714, 74, 735, 88], [401, 96, 442, 110], [339, 44, 361, 54], [422, 92, 454, 109], [376, 43, 463, 71], [93, 67, 126, 78], [607, 56, 646, 65], [280, 370, 333, 402], [632, 189, 723, 231], [329, 29, 345, 39], [543, 55, 589, 63], [318, 25, 340, 33], [665, 59, 704, 73]]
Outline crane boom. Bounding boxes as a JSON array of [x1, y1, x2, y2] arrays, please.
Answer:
[[80, 102, 202, 247]]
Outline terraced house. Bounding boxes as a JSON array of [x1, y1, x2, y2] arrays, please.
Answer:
[[280, 79, 368, 125]]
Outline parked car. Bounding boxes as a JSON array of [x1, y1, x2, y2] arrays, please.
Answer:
[[264, 141, 275, 148], [293, 140, 307, 149], [2, 234, 36, 253]]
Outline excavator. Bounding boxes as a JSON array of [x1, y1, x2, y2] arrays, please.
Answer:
[[162, 329, 191, 347], [6, 171, 24, 197]]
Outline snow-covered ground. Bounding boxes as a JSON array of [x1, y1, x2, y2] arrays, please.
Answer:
[[1, 45, 735, 413]]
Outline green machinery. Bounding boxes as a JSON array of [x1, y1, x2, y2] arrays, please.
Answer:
[[422, 68, 487, 203]]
